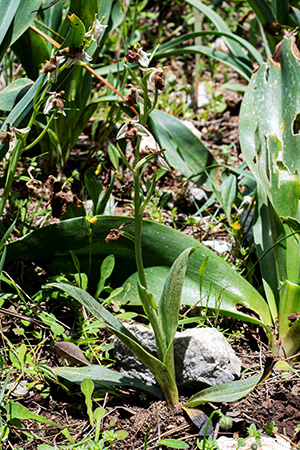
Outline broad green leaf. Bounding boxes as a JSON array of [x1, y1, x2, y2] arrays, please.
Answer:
[[240, 35, 300, 202], [148, 110, 218, 190], [53, 364, 162, 398], [0, 0, 43, 60], [70, 0, 98, 29], [159, 248, 196, 350], [185, 372, 263, 407], [12, 27, 50, 80], [0, 74, 47, 161], [60, 13, 86, 50], [0, 78, 33, 111], [6, 216, 273, 328], [5, 401, 59, 426], [220, 174, 237, 223], [240, 35, 300, 293], [278, 281, 300, 356]]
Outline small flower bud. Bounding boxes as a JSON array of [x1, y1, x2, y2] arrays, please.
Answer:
[[219, 415, 233, 431]]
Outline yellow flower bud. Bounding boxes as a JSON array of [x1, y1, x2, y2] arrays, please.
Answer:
[[86, 216, 97, 224], [233, 220, 240, 231]]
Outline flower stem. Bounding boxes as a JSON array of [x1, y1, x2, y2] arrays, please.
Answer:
[[134, 172, 147, 288]]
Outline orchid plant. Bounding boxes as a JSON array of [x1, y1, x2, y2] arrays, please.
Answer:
[[50, 40, 198, 408]]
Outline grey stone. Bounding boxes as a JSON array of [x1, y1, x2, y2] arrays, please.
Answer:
[[113, 325, 241, 389]]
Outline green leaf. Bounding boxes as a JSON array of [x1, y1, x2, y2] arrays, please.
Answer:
[[240, 35, 300, 295], [185, 372, 263, 407], [148, 110, 218, 190], [53, 364, 162, 398], [0, 74, 47, 160], [5, 401, 59, 426], [7, 216, 273, 329], [156, 439, 189, 449], [157, 31, 263, 66], [81, 378, 94, 427], [12, 27, 50, 79], [158, 247, 196, 350], [156, 44, 252, 81], [278, 281, 300, 356], [0, 0, 43, 60], [220, 174, 237, 223], [95, 254, 115, 298], [184, 0, 247, 58], [0, 78, 33, 111], [70, 0, 98, 30], [60, 13, 86, 50], [47, 282, 175, 400]]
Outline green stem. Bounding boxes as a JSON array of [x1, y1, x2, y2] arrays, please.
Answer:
[[134, 173, 147, 288], [23, 114, 55, 152], [0, 142, 23, 217]]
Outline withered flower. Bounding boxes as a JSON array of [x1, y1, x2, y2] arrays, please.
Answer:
[[124, 87, 144, 107], [0, 123, 30, 155], [26, 166, 42, 198], [59, 45, 92, 68], [44, 91, 66, 116], [105, 222, 131, 244], [41, 55, 60, 83]]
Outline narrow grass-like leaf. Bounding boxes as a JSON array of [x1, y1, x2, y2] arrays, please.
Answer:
[[158, 30, 263, 66]]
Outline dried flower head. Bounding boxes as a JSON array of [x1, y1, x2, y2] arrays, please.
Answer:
[[0, 123, 30, 155], [59, 45, 92, 68], [124, 87, 141, 107], [26, 166, 42, 198], [44, 91, 66, 116], [41, 55, 60, 83]]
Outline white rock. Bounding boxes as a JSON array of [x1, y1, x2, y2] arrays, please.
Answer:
[[202, 240, 231, 254], [114, 326, 241, 389], [216, 435, 291, 450]]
